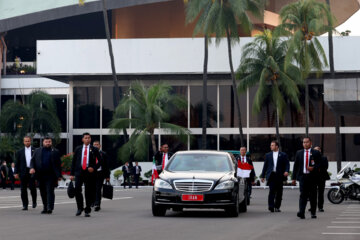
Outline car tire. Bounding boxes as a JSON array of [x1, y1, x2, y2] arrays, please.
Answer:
[[152, 193, 166, 216], [225, 193, 239, 217], [239, 192, 247, 213]]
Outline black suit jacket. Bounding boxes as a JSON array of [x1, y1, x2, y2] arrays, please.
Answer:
[[15, 147, 35, 178], [318, 155, 330, 181], [98, 150, 110, 179], [237, 156, 256, 182], [292, 148, 321, 181], [154, 151, 173, 169], [30, 147, 62, 179], [71, 145, 100, 176], [132, 165, 142, 175], [122, 165, 132, 177], [8, 167, 15, 181], [261, 152, 290, 181]]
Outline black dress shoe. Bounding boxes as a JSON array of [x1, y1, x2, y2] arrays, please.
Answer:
[[85, 213, 91, 217], [94, 206, 101, 212], [47, 210, 53, 214], [22, 206, 28, 211], [32, 203, 37, 208], [318, 208, 324, 212], [76, 209, 83, 216], [311, 215, 317, 219], [297, 212, 305, 219], [275, 208, 281, 212], [41, 209, 48, 214], [268, 207, 274, 212]]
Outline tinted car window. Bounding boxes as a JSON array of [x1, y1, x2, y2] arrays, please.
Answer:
[[167, 154, 232, 172]]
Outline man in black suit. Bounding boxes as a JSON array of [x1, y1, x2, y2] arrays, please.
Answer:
[[122, 162, 132, 189], [93, 140, 110, 212], [133, 162, 142, 188], [261, 141, 290, 212], [14, 136, 37, 210], [237, 146, 255, 205], [314, 146, 330, 212], [292, 137, 321, 219], [154, 143, 173, 173], [30, 137, 62, 214], [70, 132, 100, 217], [1, 161, 8, 189], [8, 163, 16, 190]]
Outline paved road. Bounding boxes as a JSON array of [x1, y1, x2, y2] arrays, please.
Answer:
[[0, 187, 359, 240]]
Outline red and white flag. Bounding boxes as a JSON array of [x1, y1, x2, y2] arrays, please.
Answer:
[[151, 156, 159, 185], [237, 160, 253, 178]]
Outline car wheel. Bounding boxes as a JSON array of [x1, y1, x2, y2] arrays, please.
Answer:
[[225, 193, 239, 217], [239, 192, 247, 213], [152, 193, 166, 216]]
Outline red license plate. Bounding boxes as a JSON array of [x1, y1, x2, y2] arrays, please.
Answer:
[[181, 194, 204, 201]]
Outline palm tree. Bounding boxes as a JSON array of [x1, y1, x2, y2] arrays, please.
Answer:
[[277, 0, 334, 137], [0, 90, 61, 141], [238, 30, 303, 150], [110, 82, 191, 162]]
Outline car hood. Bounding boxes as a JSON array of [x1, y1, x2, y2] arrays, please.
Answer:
[[160, 171, 235, 183]]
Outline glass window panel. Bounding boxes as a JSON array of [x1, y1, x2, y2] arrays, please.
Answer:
[[102, 87, 128, 128], [190, 86, 217, 128], [219, 134, 245, 150], [74, 87, 100, 128], [190, 135, 217, 150], [249, 87, 276, 127], [160, 135, 188, 153], [53, 95, 67, 132], [102, 135, 126, 170], [167, 86, 188, 127], [1, 95, 14, 109], [219, 85, 247, 127]]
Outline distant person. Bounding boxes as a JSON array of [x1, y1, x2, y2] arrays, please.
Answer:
[[133, 162, 142, 188], [93, 141, 110, 212], [154, 143, 173, 173], [292, 137, 321, 219], [1, 161, 8, 189], [260, 141, 290, 212], [30, 137, 62, 214], [8, 163, 16, 190], [237, 146, 255, 205], [14, 136, 37, 210], [313, 146, 330, 212], [70, 132, 101, 217], [122, 162, 132, 189]]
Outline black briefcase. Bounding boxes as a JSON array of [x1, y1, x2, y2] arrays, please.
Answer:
[[102, 181, 113, 200], [67, 180, 75, 199]]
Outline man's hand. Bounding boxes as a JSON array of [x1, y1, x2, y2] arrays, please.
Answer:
[[261, 178, 265, 183], [14, 174, 18, 179], [292, 180, 296, 186], [284, 172, 289, 177], [307, 166, 314, 172], [88, 167, 94, 173], [105, 178, 110, 181], [70, 176, 75, 181], [29, 168, 35, 174], [58, 177, 62, 182]]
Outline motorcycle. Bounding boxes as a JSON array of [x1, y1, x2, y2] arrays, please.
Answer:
[[327, 162, 360, 204]]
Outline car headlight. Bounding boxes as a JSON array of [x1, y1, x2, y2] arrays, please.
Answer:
[[215, 180, 235, 190], [154, 179, 172, 189]]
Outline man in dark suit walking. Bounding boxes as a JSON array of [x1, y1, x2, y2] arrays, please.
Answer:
[[93, 140, 110, 212], [314, 146, 330, 212], [8, 163, 16, 190], [14, 136, 37, 210], [154, 143, 173, 173], [30, 137, 62, 214], [70, 133, 100, 217], [237, 146, 255, 205], [261, 141, 290, 212], [133, 162, 142, 188], [292, 137, 321, 219], [122, 162, 132, 189], [1, 161, 8, 189]]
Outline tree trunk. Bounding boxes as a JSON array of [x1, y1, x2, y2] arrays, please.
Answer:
[[304, 42, 309, 137], [150, 132, 157, 155], [226, 29, 244, 146], [201, 35, 208, 150], [275, 108, 281, 151], [335, 113, 341, 172]]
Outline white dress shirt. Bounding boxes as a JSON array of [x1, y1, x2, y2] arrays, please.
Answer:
[[240, 156, 247, 163], [25, 147, 32, 168], [272, 151, 279, 172], [303, 148, 311, 174], [163, 153, 169, 168], [81, 144, 90, 167]]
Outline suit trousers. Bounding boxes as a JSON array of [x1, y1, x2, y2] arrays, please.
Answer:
[[75, 170, 96, 213], [134, 174, 140, 187], [317, 179, 326, 209], [38, 175, 56, 211], [299, 175, 317, 215], [0, 176, 6, 189], [268, 172, 284, 209], [20, 171, 37, 207], [94, 171, 105, 206], [123, 174, 132, 188]]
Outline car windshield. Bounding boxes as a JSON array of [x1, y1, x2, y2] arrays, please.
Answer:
[[167, 153, 232, 172]]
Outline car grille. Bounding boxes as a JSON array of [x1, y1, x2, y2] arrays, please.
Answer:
[[173, 180, 214, 192]]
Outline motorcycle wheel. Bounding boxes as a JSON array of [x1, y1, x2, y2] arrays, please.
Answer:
[[327, 188, 345, 204]]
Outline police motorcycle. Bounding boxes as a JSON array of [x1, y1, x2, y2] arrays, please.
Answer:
[[327, 163, 360, 204]]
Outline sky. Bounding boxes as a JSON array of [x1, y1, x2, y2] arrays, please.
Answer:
[[335, 9, 360, 36]]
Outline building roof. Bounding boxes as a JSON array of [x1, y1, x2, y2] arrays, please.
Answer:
[[0, 0, 172, 32]]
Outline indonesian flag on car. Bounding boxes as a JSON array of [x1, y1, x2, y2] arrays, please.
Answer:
[[237, 160, 253, 178], [151, 156, 159, 185]]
